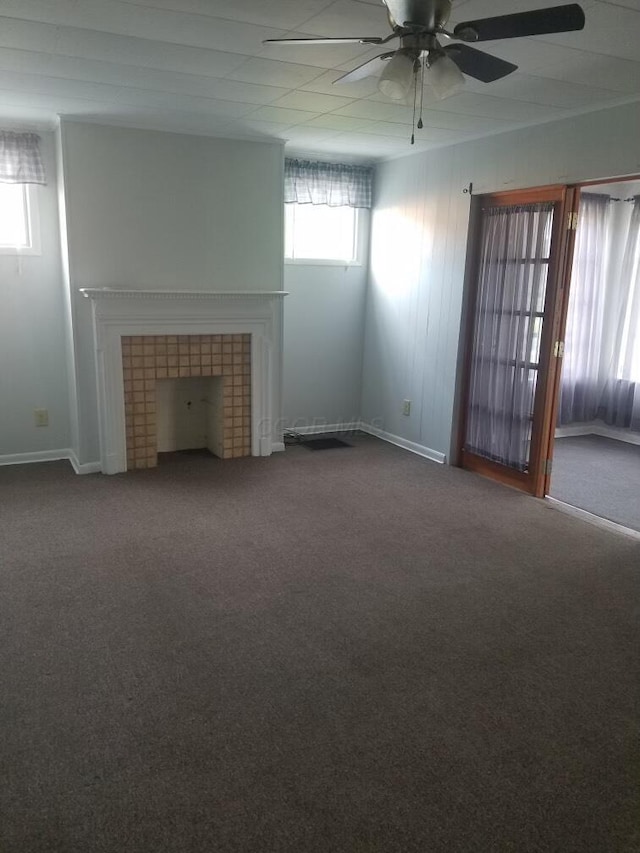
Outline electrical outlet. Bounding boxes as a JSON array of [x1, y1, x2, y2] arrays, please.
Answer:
[[402, 399, 411, 417], [34, 408, 49, 427]]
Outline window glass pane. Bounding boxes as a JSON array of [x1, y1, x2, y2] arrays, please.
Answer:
[[0, 183, 29, 248], [285, 203, 357, 262], [284, 204, 294, 259]]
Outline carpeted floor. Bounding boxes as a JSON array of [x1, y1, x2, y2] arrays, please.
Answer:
[[551, 434, 640, 532], [1, 434, 639, 853]]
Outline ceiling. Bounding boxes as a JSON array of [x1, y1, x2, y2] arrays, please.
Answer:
[[0, 0, 639, 162]]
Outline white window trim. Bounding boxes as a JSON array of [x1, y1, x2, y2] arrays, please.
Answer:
[[0, 183, 41, 256], [284, 204, 366, 268]]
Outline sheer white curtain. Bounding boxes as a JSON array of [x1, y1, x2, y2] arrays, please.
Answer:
[[600, 197, 640, 430], [465, 202, 554, 471], [559, 193, 611, 424]]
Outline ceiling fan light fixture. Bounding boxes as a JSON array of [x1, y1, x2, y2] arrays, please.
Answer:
[[378, 51, 416, 101], [426, 53, 465, 99]]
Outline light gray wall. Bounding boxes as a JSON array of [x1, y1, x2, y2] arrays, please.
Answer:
[[283, 211, 369, 431], [361, 101, 640, 461], [0, 132, 71, 458], [58, 121, 284, 463]]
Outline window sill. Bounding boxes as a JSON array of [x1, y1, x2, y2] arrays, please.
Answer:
[[285, 258, 362, 268], [0, 246, 41, 256]]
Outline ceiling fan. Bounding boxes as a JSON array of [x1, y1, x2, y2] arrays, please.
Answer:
[[263, 1, 585, 107]]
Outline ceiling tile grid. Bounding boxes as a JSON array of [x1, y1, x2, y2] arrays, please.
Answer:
[[0, 0, 636, 160]]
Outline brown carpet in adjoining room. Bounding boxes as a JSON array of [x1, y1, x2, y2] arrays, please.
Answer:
[[1, 434, 639, 853]]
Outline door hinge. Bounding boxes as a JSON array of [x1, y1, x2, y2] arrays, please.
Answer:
[[553, 340, 565, 358], [543, 459, 553, 476], [567, 211, 579, 231]]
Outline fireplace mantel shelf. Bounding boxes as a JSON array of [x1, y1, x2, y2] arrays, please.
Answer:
[[80, 288, 288, 301]]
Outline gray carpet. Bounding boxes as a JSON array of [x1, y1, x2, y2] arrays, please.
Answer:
[[551, 434, 640, 532], [1, 434, 639, 853]]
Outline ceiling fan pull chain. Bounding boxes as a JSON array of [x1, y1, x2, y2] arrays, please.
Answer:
[[411, 62, 418, 144], [417, 54, 425, 130]]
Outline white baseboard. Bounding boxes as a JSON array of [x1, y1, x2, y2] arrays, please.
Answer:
[[556, 423, 640, 447], [358, 422, 446, 465], [286, 422, 361, 436], [271, 442, 286, 453], [68, 450, 101, 475], [545, 496, 640, 542], [0, 448, 101, 474], [0, 448, 72, 468]]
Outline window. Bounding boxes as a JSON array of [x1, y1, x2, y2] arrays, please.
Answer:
[[285, 203, 359, 264], [0, 182, 39, 253]]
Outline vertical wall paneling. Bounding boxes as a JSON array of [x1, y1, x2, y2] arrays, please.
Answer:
[[362, 101, 640, 462]]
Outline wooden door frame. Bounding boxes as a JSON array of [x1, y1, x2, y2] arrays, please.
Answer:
[[539, 172, 640, 496], [456, 184, 577, 497]]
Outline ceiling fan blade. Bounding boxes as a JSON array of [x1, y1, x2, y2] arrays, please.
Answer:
[[334, 52, 395, 84], [444, 44, 518, 82], [453, 4, 585, 42], [263, 36, 385, 46]]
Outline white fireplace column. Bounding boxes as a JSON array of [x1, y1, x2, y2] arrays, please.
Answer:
[[81, 289, 287, 474]]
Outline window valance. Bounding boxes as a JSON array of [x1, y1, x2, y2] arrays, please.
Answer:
[[284, 158, 373, 209], [0, 132, 46, 184]]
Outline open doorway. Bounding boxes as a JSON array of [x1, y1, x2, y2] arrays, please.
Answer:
[[548, 178, 640, 533]]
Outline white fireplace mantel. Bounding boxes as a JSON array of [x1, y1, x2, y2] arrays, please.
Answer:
[[81, 288, 287, 474]]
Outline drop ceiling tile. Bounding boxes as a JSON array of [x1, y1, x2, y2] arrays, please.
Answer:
[[300, 0, 391, 38], [231, 118, 293, 138], [0, 0, 286, 54], [271, 90, 356, 112], [300, 68, 381, 97], [0, 68, 255, 117], [113, 0, 336, 30], [423, 91, 563, 122], [84, 109, 235, 137], [409, 125, 468, 143], [349, 119, 415, 139], [355, 118, 465, 142], [0, 47, 287, 106], [248, 105, 320, 125], [114, 87, 257, 117], [226, 57, 324, 88], [600, 0, 640, 9], [531, 52, 640, 94], [0, 16, 64, 55], [283, 125, 341, 143], [195, 79, 289, 106], [0, 16, 250, 78], [534, 1, 640, 61], [322, 131, 405, 154], [419, 108, 514, 132], [481, 72, 622, 108], [304, 113, 371, 130], [333, 98, 414, 122]]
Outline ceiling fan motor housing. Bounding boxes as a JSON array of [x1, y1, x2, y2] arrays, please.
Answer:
[[384, 0, 452, 31]]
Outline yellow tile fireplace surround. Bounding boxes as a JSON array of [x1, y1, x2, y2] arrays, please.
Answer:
[[122, 334, 251, 469], [81, 289, 287, 475]]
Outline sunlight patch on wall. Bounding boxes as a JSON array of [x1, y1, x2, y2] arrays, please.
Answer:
[[370, 206, 429, 299]]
